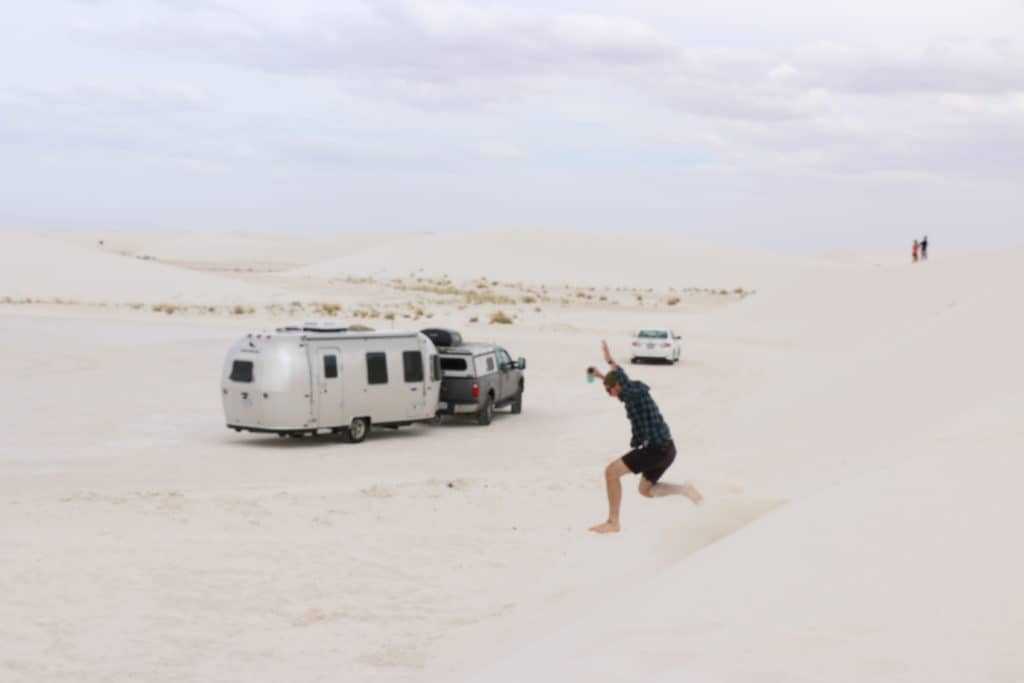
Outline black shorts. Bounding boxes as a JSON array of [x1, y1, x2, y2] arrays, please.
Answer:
[[622, 440, 676, 484]]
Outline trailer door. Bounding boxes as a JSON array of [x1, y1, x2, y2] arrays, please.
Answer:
[[315, 347, 344, 428], [402, 348, 426, 419]]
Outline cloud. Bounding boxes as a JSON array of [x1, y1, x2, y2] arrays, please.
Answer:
[[5, 0, 1024, 244]]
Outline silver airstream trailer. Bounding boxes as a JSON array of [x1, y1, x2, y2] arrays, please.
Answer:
[[221, 323, 442, 443]]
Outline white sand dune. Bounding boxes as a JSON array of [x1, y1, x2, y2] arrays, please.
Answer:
[[1, 232, 1021, 683], [289, 230, 826, 290], [53, 230, 412, 270], [0, 232, 288, 304], [442, 249, 1024, 682]]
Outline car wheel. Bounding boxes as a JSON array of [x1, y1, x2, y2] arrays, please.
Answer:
[[346, 417, 370, 443], [477, 396, 494, 426], [511, 389, 523, 415]]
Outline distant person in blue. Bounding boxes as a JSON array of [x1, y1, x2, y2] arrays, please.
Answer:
[[586, 341, 702, 534], [921, 236, 929, 261]]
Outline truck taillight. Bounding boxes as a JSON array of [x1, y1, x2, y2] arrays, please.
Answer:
[[472, 383, 480, 399]]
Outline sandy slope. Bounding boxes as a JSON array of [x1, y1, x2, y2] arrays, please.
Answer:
[[1, 234, 1021, 683], [0, 233, 289, 304], [442, 250, 1024, 682], [52, 230, 413, 271], [289, 230, 824, 290]]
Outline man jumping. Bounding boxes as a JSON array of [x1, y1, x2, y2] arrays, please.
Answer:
[[587, 340, 702, 534]]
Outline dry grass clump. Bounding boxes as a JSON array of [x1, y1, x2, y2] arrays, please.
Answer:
[[232, 305, 255, 315], [352, 307, 381, 319], [152, 303, 183, 315], [465, 290, 516, 306], [313, 302, 342, 316], [384, 312, 396, 321], [469, 316, 479, 323], [667, 296, 681, 306], [490, 310, 514, 325], [521, 295, 537, 304], [348, 323, 375, 331]]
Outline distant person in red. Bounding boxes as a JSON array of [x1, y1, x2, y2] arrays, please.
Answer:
[[921, 236, 929, 261], [912, 240, 919, 263]]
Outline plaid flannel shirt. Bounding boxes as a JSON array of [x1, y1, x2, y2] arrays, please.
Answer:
[[617, 369, 672, 448]]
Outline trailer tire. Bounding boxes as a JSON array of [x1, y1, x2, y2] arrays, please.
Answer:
[[477, 396, 494, 426], [346, 417, 370, 444]]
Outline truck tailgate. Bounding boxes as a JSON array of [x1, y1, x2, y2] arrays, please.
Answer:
[[440, 376, 477, 403]]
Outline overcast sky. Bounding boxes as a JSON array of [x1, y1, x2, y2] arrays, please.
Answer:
[[2, 0, 1023, 248]]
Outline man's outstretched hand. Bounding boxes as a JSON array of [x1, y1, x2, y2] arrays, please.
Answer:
[[601, 340, 614, 365]]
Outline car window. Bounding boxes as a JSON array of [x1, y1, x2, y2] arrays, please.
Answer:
[[474, 354, 496, 376], [497, 349, 512, 366], [230, 359, 254, 383], [440, 357, 467, 371], [638, 330, 669, 339], [366, 352, 388, 385], [403, 350, 424, 383]]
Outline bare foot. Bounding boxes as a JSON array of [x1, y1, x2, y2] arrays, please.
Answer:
[[681, 482, 704, 505], [589, 520, 621, 534]]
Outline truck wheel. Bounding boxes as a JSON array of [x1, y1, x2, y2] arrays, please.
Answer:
[[511, 389, 523, 414], [346, 417, 370, 443], [429, 412, 443, 426], [477, 396, 494, 426]]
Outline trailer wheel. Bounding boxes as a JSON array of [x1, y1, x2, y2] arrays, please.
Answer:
[[346, 417, 370, 444], [477, 396, 494, 426]]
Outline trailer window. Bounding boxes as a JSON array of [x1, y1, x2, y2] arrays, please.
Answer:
[[230, 360, 254, 383], [366, 352, 388, 385], [323, 355, 338, 379], [440, 357, 468, 372], [431, 355, 441, 381], [403, 351, 424, 383]]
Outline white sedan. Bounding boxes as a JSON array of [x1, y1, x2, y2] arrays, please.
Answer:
[[629, 328, 682, 364]]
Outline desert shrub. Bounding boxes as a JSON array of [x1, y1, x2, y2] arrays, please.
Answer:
[[667, 296, 681, 306], [490, 310, 513, 325], [315, 302, 342, 316], [522, 295, 537, 304], [153, 303, 181, 315], [469, 316, 479, 323], [348, 324, 374, 331]]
